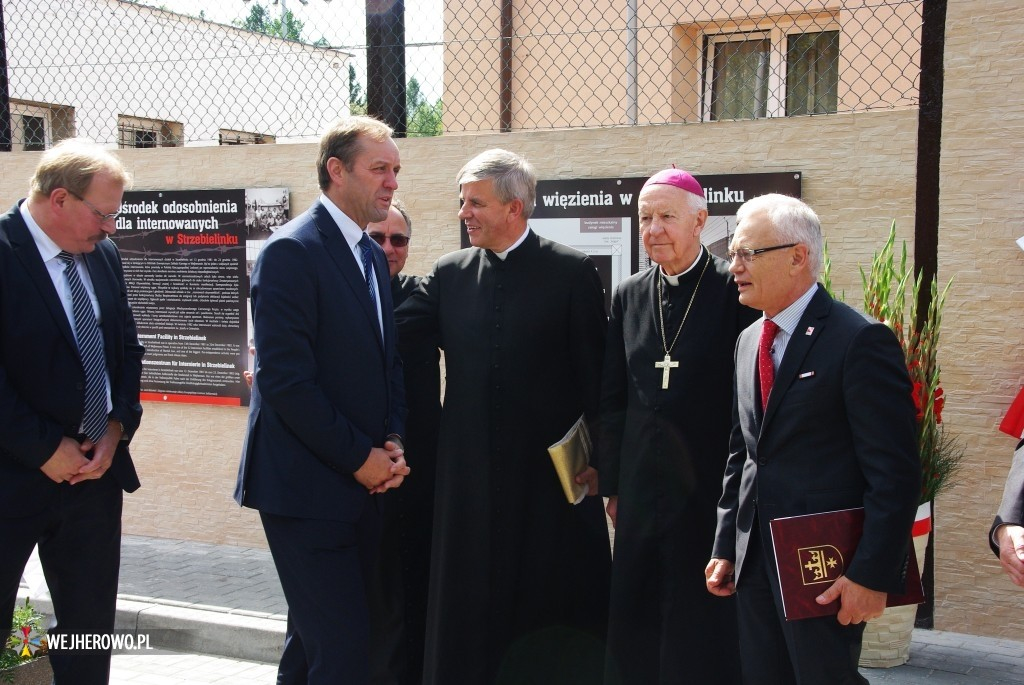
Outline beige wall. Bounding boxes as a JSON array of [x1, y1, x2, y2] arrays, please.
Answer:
[[442, 1, 920, 131], [932, 0, 1024, 638], [0, 0, 1021, 637], [0, 113, 921, 550]]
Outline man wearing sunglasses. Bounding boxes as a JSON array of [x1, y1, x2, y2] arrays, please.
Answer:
[[0, 138, 145, 685], [367, 199, 441, 685], [367, 199, 413, 281]]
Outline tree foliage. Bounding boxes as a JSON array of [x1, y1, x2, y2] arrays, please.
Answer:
[[406, 77, 442, 136], [234, 3, 305, 42], [349, 65, 367, 115]]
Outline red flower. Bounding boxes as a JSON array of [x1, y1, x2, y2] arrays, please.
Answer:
[[912, 381, 925, 422], [910, 381, 944, 424]]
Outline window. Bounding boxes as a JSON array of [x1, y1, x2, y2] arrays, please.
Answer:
[[219, 129, 275, 145], [21, 116, 47, 151], [705, 28, 839, 120], [786, 32, 839, 116], [9, 101, 75, 151], [709, 35, 771, 120], [118, 116, 183, 148]]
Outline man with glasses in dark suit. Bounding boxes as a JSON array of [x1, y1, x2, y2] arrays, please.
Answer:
[[0, 138, 145, 685], [706, 194, 920, 684]]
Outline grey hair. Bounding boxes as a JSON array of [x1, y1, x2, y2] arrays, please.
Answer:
[[456, 148, 537, 219], [639, 180, 707, 215], [30, 138, 132, 198], [736, 193, 823, 277], [391, 197, 412, 235], [685, 189, 708, 214]]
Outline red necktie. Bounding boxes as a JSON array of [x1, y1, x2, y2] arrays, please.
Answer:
[[758, 319, 781, 411]]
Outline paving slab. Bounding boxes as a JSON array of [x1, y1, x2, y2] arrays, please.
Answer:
[[16, 534, 1024, 681]]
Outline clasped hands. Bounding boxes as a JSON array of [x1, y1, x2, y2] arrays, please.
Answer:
[[355, 439, 410, 494], [40, 419, 123, 485], [704, 557, 887, 624]]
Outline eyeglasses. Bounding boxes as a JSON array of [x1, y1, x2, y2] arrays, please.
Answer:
[[726, 243, 797, 264], [67, 189, 122, 223], [368, 232, 410, 248]]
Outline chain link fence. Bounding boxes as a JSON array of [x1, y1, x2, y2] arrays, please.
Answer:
[[1, 0, 921, 148]]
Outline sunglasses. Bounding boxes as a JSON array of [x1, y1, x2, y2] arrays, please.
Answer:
[[368, 232, 410, 248]]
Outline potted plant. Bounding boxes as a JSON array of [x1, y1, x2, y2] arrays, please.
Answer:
[[2, 599, 50, 685], [825, 222, 963, 667]]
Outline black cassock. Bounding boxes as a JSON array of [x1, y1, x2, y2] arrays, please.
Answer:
[[396, 230, 611, 685], [598, 249, 758, 685], [370, 274, 442, 685]]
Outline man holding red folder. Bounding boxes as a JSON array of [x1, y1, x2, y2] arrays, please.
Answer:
[[705, 194, 921, 684]]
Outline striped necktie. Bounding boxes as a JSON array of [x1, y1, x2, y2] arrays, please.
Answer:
[[357, 233, 379, 309], [57, 251, 108, 441]]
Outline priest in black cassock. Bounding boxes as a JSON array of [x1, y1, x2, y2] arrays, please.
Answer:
[[598, 169, 758, 684], [396, 149, 611, 685], [367, 200, 441, 685]]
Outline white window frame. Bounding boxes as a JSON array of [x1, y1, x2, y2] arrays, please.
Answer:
[[704, 30, 779, 121], [703, 19, 840, 121], [10, 102, 54, 152]]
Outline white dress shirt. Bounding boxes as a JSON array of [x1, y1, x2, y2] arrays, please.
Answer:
[[21, 201, 113, 423], [319, 194, 383, 336]]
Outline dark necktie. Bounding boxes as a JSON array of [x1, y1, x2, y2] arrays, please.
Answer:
[[357, 233, 378, 310], [57, 251, 108, 441], [758, 319, 781, 412]]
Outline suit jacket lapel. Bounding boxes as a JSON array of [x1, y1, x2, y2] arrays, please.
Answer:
[[6, 205, 79, 352], [761, 287, 831, 431], [311, 202, 384, 351], [736, 325, 761, 432], [84, 247, 119, 368]]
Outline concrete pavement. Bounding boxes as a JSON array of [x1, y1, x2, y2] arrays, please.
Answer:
[[15, 534, 1024, 683]]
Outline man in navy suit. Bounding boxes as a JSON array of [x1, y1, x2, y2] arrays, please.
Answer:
[[235, 116, 409, 684], [0, 139, 144, 685], [706, 194, 920, 684]]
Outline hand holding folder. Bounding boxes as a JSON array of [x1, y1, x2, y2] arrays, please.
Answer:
[[547, 415, 592, 505], [769, 507, 924, 620]]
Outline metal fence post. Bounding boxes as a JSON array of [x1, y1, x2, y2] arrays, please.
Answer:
[[0, 0, 11, 152], [913, 0, 947, 630], [366, 0, 407, 137]]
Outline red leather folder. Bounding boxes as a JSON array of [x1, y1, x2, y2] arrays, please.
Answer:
[[769, 507, 925, 620]]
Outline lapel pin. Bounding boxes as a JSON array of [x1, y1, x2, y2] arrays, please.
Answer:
[[798, 371, 815, 379], [805, 326, 815, 335]]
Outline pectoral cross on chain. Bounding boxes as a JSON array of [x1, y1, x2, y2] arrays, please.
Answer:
[[654, 353, 679, 390]]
